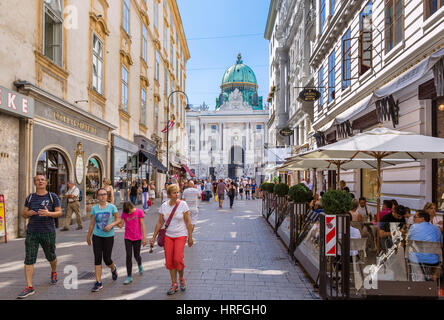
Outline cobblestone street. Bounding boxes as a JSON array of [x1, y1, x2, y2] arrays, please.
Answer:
[[0, 198, 318, 300]]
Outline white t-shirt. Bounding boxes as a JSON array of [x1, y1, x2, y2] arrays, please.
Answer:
[[356, 205, 368, 218], [182, 187, 201, 211], [159, 200, 190, 238], [161, 189, 168, 203], [66, 186, 80, 203]]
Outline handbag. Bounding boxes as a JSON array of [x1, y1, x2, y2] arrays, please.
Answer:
[[157, 200, 181, 247], [148, 199, 152, 207]]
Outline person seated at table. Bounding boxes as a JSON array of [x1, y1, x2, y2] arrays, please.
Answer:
[[378, 205, 407, 250], [377, 200, 393, 221], [357, 197, 370, 221], [407, 210, 442, 281], [391, 199, 399, 213], [423, 202, 443, 232]]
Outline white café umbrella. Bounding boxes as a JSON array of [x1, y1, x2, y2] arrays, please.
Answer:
[[278, 156, 410, 196], [299, 127, 444, 250]]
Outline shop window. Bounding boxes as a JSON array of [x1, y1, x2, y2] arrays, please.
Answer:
[[361, 168, 378, 202], [385, 0, 404, 53], [433, 98, 444, 210], [360, 1, 373, 75], [92, 34, 104, 94], [424, 0, 443, 20], [36, 149, 69, 200], [86, 157, 102, 204], [113, 149, 132, 209], [43, 0, 63, 66]]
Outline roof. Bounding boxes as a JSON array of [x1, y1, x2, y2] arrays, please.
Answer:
[[221, 54, 257, 87]]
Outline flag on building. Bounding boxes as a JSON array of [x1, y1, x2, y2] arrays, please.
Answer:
[[161, 120, 175, 133]]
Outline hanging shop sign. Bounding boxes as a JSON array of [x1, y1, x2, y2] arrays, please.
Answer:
[[299, 88, 321, 102], [0, 86, 34, 119], [279, 127, 294, 137], [74, 142, 85, 185]]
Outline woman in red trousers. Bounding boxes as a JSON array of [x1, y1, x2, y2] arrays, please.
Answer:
[[150, 184, 194, 295]]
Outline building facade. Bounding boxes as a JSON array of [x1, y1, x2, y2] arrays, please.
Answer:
[[0, 0, 189, 239], [187, 55, 269, 181], [265, 0, 444, 212]]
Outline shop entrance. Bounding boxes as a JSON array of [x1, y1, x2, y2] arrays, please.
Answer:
[[36, 149, 70, 227]]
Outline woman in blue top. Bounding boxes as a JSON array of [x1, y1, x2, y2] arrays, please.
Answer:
[[87, 188, 121, 292]]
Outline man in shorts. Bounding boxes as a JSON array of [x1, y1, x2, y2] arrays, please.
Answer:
[[251, 180, 257, 200], [18, 174, 62, 299], [181, 181, 201, 233], [217, 179, 226, 208]]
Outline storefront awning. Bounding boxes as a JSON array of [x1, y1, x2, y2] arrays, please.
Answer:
[[181, 164, 196, 178], [139, 150, 167, 173]]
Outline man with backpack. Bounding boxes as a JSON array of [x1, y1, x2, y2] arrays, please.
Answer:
[[61, 181, 82, 231], [17, 174, 62, 299]]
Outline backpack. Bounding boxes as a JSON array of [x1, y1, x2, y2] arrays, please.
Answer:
[[27, 192, 55, 208]]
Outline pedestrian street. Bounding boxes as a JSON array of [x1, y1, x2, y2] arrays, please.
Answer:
[[0, 198, 318, 300]]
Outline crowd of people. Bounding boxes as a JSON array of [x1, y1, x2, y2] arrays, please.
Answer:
[[16, 173, 262, 299], [304, 180, 443, 279]]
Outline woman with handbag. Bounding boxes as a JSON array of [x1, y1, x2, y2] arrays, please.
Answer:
[[150, 184, 194, 295]]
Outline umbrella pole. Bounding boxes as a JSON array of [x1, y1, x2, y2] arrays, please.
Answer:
[[336, 162, 341, 190], [376, 156, 382, 253], [313, 168, 317, 197]]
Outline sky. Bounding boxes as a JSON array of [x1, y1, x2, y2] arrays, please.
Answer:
[[177, 0, 271, 110]]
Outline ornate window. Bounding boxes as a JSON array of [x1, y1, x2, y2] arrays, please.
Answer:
[[330, 0, 336, 15], [92, 34, 104, 94], [342, 29, 351, 89], [43, 0, 63, 66], [123, 0, 130, 35], [424, 0, 443, 19], [318, 67, 324, 111], [320, 0, 326, 34], [142, 24, 147, 63], [328, 50, 335, 103], [154, 0, 158, 30], [385, 0, 404, 53], [359, 1, 372, 75], [141, 88, 146, 125], [155, 51, 160, 81], [164, 68, 168, 95], [121, 65, 129, 112]]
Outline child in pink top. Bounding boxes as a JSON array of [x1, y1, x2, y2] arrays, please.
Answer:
[[119, 202, 147, 284]]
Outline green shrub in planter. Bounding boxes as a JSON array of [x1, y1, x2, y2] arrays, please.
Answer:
[[288, 183, 313, 203], [262, 183, 275, 193], [321, 190, 353, 215], [273, 183, 289, 197]]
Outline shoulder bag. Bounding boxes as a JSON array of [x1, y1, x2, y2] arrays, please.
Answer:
[[157, 200, 181, 247]]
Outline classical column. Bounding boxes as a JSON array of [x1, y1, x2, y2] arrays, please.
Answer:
[[277, 47, 289, 146]]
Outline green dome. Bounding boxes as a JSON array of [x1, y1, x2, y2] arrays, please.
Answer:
[[221, 54, 257, 87]]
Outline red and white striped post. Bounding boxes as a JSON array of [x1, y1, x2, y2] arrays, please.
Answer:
[[325, 215, 336, 256]]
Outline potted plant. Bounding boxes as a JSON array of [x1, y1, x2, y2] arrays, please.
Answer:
[[273, 183, 290, 231], [321, 189, 353, 215], [288, 183, 314, 251]]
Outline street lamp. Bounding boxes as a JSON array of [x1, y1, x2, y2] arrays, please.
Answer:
[[166, 90, 191, 182]]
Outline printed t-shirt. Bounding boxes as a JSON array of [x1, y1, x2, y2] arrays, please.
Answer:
[[182, 187, 201, 211], [91, 203, 118, 237], [25, 192, 61, 233], [159, 201, 190, 238], [121, 208, 144, 241]]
